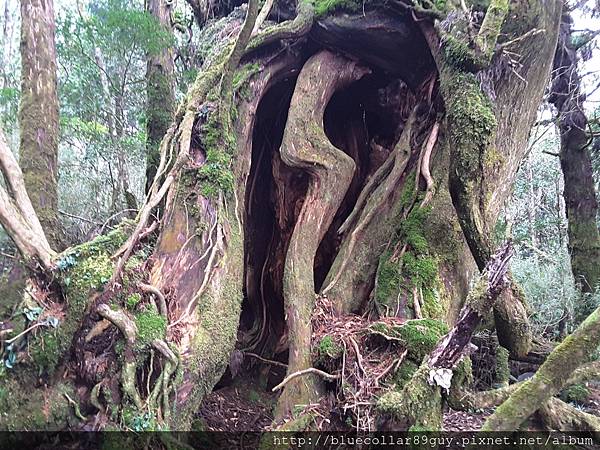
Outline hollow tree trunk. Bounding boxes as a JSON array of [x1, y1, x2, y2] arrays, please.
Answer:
[[19, 0, 61, 249], [0, 0, 563, 432], [145, 0, 175, 193]]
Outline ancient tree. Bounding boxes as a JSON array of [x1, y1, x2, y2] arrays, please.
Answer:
[[0, 0, 563, 433]]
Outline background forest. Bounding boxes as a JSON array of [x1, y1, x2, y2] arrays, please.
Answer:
[[1, 0, 600, 438]]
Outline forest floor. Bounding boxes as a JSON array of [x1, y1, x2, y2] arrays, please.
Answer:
[[197, 377, 600, 432]]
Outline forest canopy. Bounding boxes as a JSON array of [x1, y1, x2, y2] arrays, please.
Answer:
[[0, 0, 600, 444]]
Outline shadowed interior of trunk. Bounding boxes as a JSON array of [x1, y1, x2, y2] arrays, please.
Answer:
[[236, 60, 417, 385]]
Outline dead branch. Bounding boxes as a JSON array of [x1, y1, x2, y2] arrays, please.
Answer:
[[272, 368, 340, 392]]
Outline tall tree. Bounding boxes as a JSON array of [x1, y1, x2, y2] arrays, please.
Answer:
[[549, 10, 600, 317], [18, 0, 61, 248], [145, 0, 175, 192]]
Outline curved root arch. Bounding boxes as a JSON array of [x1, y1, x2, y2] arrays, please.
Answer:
[[275, 50, 370, 418]]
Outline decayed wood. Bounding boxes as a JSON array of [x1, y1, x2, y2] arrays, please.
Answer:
[[276, 50, 369, 419], [427, 241, 513, 370]]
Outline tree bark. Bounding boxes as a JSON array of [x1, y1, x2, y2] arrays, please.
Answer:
[[550, 11, 600, 310], [274, 50, 368, 418], [19, 0, 61, 249], [145, 0, 175, 193]]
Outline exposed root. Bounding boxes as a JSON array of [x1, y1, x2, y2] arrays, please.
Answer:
[[272, 368, 340, 392], [419, 122, 440, 208], [64, 393, 87, 421], [90, 382, 104, 412], [96, 304, 143, 409], [139, 283, 168, 318]]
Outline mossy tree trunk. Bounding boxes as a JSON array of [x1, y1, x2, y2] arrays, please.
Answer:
[[145, 0, 176, 193], [19, 0, 61, 249], [0, 0, 562, 432], [550, 10, 600, 319]]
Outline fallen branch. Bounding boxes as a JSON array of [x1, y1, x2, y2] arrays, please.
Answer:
[[272, 368, 340, 392], [482, 303, 600, 431]]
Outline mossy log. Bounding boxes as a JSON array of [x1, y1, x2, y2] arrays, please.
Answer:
[[482, 305, 600, 431]]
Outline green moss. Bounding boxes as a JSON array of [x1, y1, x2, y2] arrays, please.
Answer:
[[30, 332, 60, 374], [401, 253, 438, 289], [0, 379, 76, 430], [400, 207, 430, 254], [126, 293, 142, 310], [443, 34, 486, 72], [193, 109, 237, 199], [232, 62, 261, 98], [134, 310, 167, 348], [316, 335, 343, 360], [374, 250, 402, 311], [560, 384, 590, 404], [390, 360, 419, 390], [370, 318, 448, 362], [314, 0, 363, 17], [494, 346, 510, 388], [377, 363, 442, 430]]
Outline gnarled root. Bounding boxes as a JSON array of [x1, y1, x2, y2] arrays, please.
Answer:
[[275, 50, 369, 419], [96, 304, 143, 409]]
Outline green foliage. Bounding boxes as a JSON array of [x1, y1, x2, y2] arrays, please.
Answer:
[[560, 383, 590, 404]]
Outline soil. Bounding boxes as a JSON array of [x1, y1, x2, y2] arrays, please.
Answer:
[[197, 377, 600, 432]]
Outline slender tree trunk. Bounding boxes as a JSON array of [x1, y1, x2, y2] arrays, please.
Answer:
[[146, 0, 175, 192], [19, 0, 61, 249]]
